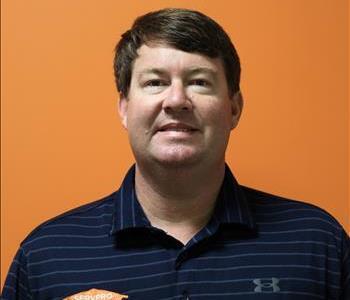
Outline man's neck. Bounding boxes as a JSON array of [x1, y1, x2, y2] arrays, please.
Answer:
[[134, 161, 226, 245]]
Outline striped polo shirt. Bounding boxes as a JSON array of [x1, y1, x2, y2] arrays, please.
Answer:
[[2, 165, 350, 299]]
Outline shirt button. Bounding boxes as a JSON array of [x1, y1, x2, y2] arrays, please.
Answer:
[[182, 291, 190, 299]]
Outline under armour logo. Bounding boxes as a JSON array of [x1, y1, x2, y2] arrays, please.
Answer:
[[253, 277, 280, 292]]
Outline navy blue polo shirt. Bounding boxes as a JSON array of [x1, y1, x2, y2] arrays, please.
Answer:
[[2, 165, 350, 299]]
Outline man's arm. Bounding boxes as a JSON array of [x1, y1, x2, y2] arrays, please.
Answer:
[[341, 229, 350, 299], [1, 247, 32, 300]]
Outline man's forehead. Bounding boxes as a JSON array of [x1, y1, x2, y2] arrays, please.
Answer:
[[132, 44, 223, 75]]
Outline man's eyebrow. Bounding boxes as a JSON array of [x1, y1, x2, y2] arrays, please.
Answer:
[[136, 68, 168, 76], [135, 67, 218, 77], [185, 67, 218, 76]]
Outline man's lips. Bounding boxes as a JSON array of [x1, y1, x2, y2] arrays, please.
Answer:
[[156, 122, 198, 133]]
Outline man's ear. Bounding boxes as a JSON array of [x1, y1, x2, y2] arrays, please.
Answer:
[[230, 91, 243, 130], [118, 94, 128, 129]]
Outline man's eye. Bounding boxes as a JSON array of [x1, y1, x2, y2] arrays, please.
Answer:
[[145, 80, 166, 87], [190, 79, 210, 86]]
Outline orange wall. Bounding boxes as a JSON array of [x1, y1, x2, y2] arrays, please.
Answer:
[[1, 0, 348, 288]]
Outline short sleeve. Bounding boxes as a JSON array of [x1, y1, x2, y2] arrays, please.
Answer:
[[1, 248, 32, 300], [341, 229, 350, 299]]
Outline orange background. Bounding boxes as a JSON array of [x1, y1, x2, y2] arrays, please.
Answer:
[[1, 0, 349, 288]]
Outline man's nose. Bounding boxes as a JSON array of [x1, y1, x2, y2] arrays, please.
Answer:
[[162, 81, 192, 112]]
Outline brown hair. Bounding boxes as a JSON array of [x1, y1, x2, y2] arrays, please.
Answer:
[[114, 8, 241, 97]]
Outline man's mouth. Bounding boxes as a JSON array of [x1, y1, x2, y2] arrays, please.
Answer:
[[157, 123, 198, 133], [158, 128, 195, 132]]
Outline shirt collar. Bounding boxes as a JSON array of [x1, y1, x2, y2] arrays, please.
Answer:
[[110, 165, 149, 235], [110, 164, 255, 235], [211, 164, 255, 230]]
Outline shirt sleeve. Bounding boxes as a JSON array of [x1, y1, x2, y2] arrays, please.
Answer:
[[341, 229, 350, 299], [1, 247, 32, 300]]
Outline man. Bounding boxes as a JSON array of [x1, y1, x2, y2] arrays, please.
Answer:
[[2, 8, 349, 300]]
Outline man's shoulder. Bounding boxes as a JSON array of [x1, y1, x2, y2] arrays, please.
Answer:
[[19, 191, 117, 253], [240, 185, 344, 237]]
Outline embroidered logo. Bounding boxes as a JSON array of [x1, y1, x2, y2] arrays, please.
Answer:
[[64, 288, 128, 300], [253, 277, 280, 292]]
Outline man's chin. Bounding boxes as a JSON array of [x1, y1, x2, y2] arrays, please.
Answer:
[[151, 151, 202, 168]]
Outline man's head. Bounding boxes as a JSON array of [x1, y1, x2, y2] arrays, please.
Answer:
[[114, 8, 241, 97], [115, 8, 243, 170]]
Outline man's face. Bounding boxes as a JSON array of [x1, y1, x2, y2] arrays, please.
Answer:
[[119, 44, 242, 168]]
